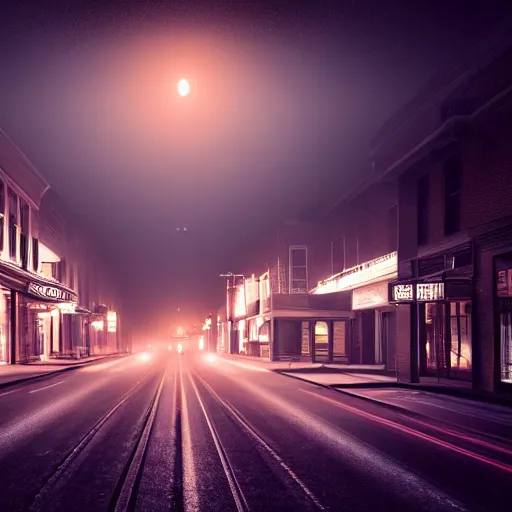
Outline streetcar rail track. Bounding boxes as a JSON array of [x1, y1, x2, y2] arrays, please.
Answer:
[[113, 368, 167, 512], [189, 371, 249, 512], [28, 367, 164, 512], [191, 369, 325, 511]]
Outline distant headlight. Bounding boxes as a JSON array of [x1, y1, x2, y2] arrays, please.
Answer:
[[177, 343, 183, 353], [139, 352, 151, 362], [205, 353, 217, 364]]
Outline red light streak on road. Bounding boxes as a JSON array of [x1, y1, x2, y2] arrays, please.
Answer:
[[302, 390, 512, 474], [403, 414, 512, 458]]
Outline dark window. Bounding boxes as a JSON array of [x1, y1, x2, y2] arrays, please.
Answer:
[[51, 261, 62, 282], [32, 238, 39, 272], [60, 260, 66, 284], [69, 265, 75, 290], [417, 175, 429, 245], [444, 155, 462, 235], [289, 247, 308, 293], [0, 181, 4, 252], [20, 234, 28, 269], [8, 188, 18, 260], [387, 205, 398, 252], [20, 198, 29, 235], [331, 236, 345, 274]]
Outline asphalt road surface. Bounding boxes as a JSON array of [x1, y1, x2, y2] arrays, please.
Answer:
[[0, 351, 510, 511]]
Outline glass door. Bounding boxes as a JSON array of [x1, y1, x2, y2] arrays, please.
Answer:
[[314, 321, 329, 362]]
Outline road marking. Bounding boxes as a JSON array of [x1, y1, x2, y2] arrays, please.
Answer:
[[220, 359, 269, 372], [0, 388, 23, 398], [81, 358, 129, 372], [29, 380, 67, 394], [302, 389, 512, 474]]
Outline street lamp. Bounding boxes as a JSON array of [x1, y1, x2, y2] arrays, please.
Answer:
[[220, 273, 246, 355], [177, 78, 190, 97]]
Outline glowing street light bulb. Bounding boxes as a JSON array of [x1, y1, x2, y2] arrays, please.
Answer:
[[177, 78, 190, 97]]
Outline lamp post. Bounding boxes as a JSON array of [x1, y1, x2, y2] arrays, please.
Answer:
[[220, 273, 245, 354]]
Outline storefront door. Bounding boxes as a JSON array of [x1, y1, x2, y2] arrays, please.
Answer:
[[313, 321, 330, 362], [381, 312, 396, 369], [422, 302, 472, 379], [0, 288, 10, 363], [361, 310, 376, 364]]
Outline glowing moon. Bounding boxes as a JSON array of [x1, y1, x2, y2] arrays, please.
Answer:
[[177, 78, 190, 97]]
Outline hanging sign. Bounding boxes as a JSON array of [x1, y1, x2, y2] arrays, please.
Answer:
[[416, 282, 445, 301], [391, 284, 414, 302]]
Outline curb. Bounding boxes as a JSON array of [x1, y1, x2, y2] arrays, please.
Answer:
[[220, 355, 393, 376], [274, 370, 512, 408], [0, 354, 128, 391]]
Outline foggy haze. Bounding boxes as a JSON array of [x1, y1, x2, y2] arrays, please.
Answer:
[[0, 0, 509, 338]]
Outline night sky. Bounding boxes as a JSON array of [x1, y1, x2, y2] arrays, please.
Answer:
[[0, 1, 509, 338]]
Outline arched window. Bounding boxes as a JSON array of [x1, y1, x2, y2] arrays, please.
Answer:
[[315, 321, 328, 344]]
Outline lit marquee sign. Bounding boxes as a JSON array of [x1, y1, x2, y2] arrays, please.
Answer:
[[28, 283, 76, 302], [107, 311, 117, 332], [390, 282, 446, 302], [314, 252, 397, 295], [233, 283, 246, 318], [417, 283, 445, 301], [392, 284, 414, 302]]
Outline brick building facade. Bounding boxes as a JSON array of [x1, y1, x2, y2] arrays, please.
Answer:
[[215, 30, 512, 394], [217, 219, 353, 362], [371, 32, 512, 393]]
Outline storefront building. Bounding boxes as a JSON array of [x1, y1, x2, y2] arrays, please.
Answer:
[[388, 238, 474, 383], [312, 251, 397, 369], [0, 265, 78, 364], [472, 218, 512, 393]]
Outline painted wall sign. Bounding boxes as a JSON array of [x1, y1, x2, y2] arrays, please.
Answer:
[[28, 283, 76, 302], [352, 281, 390, 310]]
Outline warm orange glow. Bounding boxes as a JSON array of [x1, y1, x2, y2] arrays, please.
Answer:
[[177, 78, 190, 97], [91, 320, 104, 331]]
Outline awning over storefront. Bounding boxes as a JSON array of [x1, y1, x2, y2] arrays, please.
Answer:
[[0, 258, 77, 303], [311, 252, 397, 295]]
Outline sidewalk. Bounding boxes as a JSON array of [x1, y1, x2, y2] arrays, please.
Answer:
[[219, 353, 512, 406], [219, 353, 388, 373], [0, 354, 126, 387]]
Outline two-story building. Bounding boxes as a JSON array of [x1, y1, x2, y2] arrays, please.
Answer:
[[217, 219, 353, 362], [310, 179, 398, 371], [0, 129, 124, 364], [371, 28, 512, 393], [38, 191, 123, 359]]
